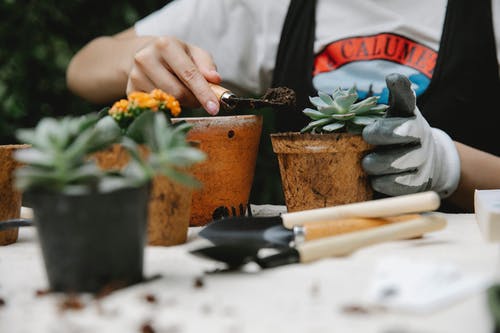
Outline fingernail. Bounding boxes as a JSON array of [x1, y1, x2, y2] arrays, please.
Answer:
[[206, 100, 219, 115]]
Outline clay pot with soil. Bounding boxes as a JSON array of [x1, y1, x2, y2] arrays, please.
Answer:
[[172, 115, 263, 226], [0, 144, 29, 245], [271, 132, 373, 212], [271, 86, 388, 212]]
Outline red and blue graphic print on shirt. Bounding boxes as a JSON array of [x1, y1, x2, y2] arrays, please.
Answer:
[[313, 33, 437, 104]]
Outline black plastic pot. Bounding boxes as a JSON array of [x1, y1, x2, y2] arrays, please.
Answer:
[[25, 184, 150, 293]]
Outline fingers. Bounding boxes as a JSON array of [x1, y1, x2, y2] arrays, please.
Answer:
[[134, 49, 198, 105], [126, 66, 156, 96], [128, 36, 221, 115], [363, 117, 420, 145], [371, 173, 432, 197], [362, 145, 422, 175], [155, 36, 220, 115], [385, 73, 416, 118], [189, 45, 222, 84]]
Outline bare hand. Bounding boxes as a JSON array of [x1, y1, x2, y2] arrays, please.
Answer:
[[127, 36, 222, 115]]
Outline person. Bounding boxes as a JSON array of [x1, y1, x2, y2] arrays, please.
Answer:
[[66, 0, 500, 212]]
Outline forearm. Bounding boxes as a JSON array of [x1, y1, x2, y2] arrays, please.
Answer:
[[447, 142, 500, 212], [66, 31, 153, 104]]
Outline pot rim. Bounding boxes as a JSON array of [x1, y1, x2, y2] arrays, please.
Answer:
[[0, 144, 31, 150], [172, 114, 262, 125], [270, 131, 372, 154]]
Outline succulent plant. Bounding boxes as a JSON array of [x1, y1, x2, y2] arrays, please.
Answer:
[[14, 114, 121, 194], [301, 86, 388, 134], [14, 111, 205, 195]]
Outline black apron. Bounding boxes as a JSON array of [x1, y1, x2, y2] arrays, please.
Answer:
[[272, 0, 500, 157]]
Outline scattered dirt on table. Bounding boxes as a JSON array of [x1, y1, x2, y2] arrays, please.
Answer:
[[144, 294, 157, 304], [193, 276, 204, 289], [262, 86, 296, 107], [140, 321, 156, 333], [340, 304, 386, 315], [35, 289, 50, 297], [59, 294, 85, 312], [0, 297, 5, 307], [94, 280, 128, 300]]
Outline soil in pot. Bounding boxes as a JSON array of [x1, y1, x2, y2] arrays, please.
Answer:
[[92, 144, 193, 246], [271, 132, 373, 212], [172, 115, 263, 226], [25, 184, 150, 293], [0, 144, 29, 246]]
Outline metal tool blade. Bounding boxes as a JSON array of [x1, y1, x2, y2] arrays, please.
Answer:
[[198, 216, 293, 247], [189, 243, 300, 269]]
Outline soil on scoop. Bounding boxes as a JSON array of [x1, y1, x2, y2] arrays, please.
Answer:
[[262, 86, 296, 107]]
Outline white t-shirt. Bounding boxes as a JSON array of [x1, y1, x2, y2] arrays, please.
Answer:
[[135, 0, 500, 103]]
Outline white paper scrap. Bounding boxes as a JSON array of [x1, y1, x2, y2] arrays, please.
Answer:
[[364, 257, 492, 313]]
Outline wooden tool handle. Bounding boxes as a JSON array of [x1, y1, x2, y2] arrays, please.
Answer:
[[302, 214, 420, 241], [208, 83, 232, 101], [298, 214, 446, 263], [282, 191, 440, 229]]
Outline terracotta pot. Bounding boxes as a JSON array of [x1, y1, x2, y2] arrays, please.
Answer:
[[92, 144, 193, 246], [0, 144, 29, 246], [172, 115, 263, 226], [270, 132, 373, 212]]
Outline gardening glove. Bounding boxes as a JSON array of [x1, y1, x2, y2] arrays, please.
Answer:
[[361, 73, 460, 198]]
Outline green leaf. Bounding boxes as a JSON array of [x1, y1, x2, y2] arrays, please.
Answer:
[[13, 148, 54, 168], [322, 122, 345, 132], [330, 112, 356, 121], [160, 167, 201, 188], [66, 163, 102, 183], [352, 116, 380, 126], [88, 116, 122, 153], [300, 118, 333, 133], [331, 87, 344, 99], [335, 93, 358, 111], [126, 110, 155, 144], [318, 91, 334, 105], [309, 96, 329, 108], [303, 108, 329, 120]]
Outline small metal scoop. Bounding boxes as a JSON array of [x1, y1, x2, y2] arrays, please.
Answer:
[[190, 243, 298, 270], [209, 83, 296, 111]]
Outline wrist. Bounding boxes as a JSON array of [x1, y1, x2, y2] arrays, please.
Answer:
[[431, 128, 461, 198]]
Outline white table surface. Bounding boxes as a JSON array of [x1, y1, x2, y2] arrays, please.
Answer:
[[0, 213, 498, 333]]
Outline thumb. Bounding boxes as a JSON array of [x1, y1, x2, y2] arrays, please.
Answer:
[[385, 73, 416, 118]]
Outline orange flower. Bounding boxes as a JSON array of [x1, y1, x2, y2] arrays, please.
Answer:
[[129, 91, 159, 110], [110, 89, 182, 125], [165, 97, 181, 117], [150, 89, 169, 102], [109, 99, 129, 116]]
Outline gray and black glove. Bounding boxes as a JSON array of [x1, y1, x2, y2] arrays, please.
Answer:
[[362, 73, 460, 198]]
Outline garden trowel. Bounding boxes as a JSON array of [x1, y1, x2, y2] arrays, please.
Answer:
[[199, 214, 421, 248], [199, 191, 441, 250], [209, 83, 296, 111], [191, 213, 447, 269]]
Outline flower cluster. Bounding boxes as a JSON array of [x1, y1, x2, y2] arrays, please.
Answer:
[[109, 89, 181, 128]]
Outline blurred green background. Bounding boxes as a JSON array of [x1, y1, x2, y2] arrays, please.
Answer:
[[0, 0, 283, 204], [0, 0, 166, 143]]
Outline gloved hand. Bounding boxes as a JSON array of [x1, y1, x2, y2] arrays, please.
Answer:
[[361, 73, 461, 198]]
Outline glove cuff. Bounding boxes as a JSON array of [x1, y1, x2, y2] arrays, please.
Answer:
[[431, 128, 461, 198]]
